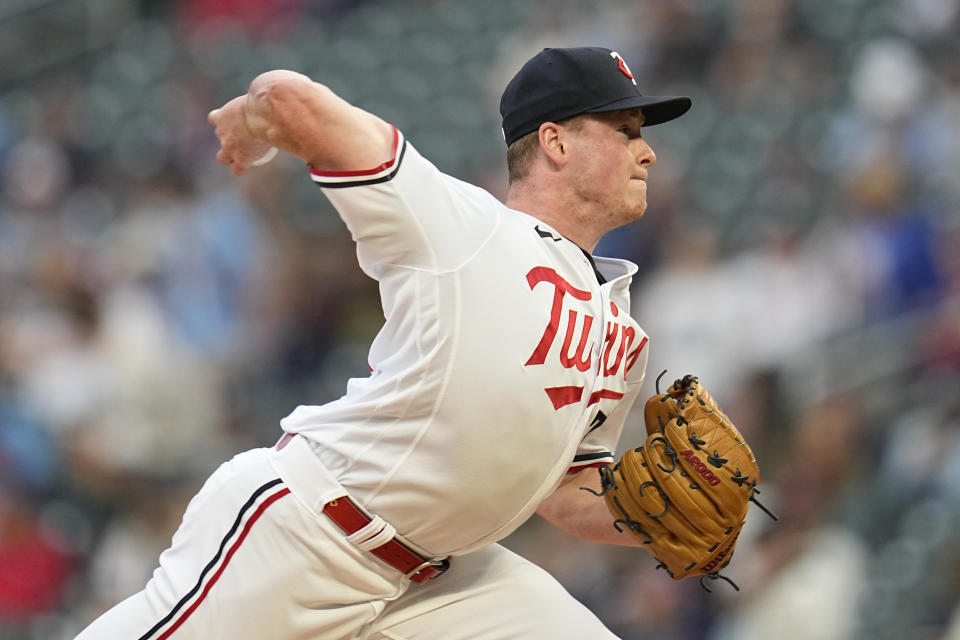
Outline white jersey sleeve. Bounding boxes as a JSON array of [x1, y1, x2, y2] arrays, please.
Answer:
[[309, 127, 500, 279]]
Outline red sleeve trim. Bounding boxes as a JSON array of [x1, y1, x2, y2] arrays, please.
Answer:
[[567, 462, 608, 474], [308, 126, 400, 177]]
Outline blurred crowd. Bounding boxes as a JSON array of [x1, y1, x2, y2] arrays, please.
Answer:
[[1, 1, 959, 639]]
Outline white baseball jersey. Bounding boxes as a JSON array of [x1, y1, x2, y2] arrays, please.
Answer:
[[281, 127, 649, 556]]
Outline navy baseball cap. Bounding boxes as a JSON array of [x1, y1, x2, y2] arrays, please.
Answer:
[[499, 47, 692, 146]]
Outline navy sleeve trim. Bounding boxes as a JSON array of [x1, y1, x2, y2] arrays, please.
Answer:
[[309, 127, 407, 188], [572, 451, 613, 463]]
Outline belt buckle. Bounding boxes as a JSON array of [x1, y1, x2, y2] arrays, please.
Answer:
[[405, 558, 450, 584]]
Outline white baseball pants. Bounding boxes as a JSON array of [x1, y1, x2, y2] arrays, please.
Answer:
[[74, 434, 618, 640]]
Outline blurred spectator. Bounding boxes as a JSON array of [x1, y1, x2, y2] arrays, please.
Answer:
[[79, 482, 192, 622], [174, 0, 305, 36], [0, 491, 74, 629], [710, 394, 869, 640]]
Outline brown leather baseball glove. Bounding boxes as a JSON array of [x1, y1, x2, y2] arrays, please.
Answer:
[[596, 374, 773, 590]]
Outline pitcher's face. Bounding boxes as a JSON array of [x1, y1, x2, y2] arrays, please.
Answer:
[[562, 109, 657, 228]]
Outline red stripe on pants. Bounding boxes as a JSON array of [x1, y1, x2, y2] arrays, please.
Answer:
[[157, 487, 291, 639]]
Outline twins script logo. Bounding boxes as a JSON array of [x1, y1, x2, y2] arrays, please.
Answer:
[[524, 266, 647, 410]]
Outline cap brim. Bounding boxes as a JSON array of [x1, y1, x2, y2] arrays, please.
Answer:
[[585, 95, 691, 126]]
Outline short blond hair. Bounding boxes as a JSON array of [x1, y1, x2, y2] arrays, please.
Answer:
[[505, 116, 586, 184], [505, 130, 540, 184]]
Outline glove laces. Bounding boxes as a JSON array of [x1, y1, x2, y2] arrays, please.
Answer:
[[749, 486, 779, 521], [699, 572, 740, 593]]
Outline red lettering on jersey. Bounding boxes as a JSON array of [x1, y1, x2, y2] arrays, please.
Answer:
[[525, 267, 645, 411], [602, 321, 626, 376], [560, 310, 593, 371], [623, 335, 648, 380], [588, 389, 624, 406], [545, 385, 584, 409], [525, 267, 592, 366]]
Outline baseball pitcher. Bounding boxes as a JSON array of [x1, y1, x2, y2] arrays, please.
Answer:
[[75, 47, 766, 640]]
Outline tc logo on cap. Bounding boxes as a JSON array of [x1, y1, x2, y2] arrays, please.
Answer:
[[610, 51, 636, 85]]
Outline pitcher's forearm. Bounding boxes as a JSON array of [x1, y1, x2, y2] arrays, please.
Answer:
[[209, 69, 394, 175], [243, 70, 393, 171], [537, 468, 646, 547]]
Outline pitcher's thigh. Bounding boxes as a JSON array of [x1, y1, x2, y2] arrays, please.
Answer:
[[364, 544, 619, 640], [76, 448, 401, 640]]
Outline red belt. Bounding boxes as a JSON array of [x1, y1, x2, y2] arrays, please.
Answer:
[[279, 432, 448, 584], [322, 497, 449, 584]]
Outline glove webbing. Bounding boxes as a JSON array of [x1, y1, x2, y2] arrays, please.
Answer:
[[582, 453, 776, 593], [656, 370, 780, 522]]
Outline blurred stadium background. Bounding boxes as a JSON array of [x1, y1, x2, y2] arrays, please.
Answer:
[[1, 0, 959, 638]]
